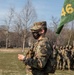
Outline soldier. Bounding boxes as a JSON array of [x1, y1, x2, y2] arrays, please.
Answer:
[[18, 21, 54, 75], [52, 45, 58, 70], [61, 46, 66, 70], [53, 45, 58, 59], [62, 45, 71, 70], [71, 45, 74, 69], [72, 46, 74, 69], [57, 46, 63, 69]]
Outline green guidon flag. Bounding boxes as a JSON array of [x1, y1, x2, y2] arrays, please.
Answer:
[[56, 0, 74, 34]]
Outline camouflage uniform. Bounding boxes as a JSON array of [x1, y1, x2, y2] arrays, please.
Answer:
[[61, 46, 66, 70], [52, 45, 58, 68], [23, 21, 52, 75], [62, 45, 71, 70], [57, 46, 63, 69], [72, 47, 74, 69], [53, 45, 58, 59], [70, 46, 74, 69]]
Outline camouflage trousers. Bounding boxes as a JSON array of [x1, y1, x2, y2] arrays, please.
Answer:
[[62, 57, 70, 70], [25, 67, 48, 75], [25, 71, 48, 75]]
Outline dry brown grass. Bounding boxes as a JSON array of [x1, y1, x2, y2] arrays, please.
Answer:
[[0, 48, 30, 53]]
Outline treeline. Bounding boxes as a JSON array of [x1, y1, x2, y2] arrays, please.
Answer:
[[0, 24, 74, 48], [0, 0, 74, 49]]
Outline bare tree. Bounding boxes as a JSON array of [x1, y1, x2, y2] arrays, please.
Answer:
[[67, 21, 74, 45], [13, 14, 23, 47], [20, 0, 37, 51], [3, 7, 14, 48], [48, 16, 60, 44], [0, 25, 6, 47], [50, 16, 60, 32]]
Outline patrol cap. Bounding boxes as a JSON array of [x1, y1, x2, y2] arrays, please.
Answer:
[[30, 21, 47, 32]]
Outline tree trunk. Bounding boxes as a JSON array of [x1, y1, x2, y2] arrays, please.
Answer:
[[22, 39, 25, 52], [6, 38, 8, 49], [22, 34, 26, 52]]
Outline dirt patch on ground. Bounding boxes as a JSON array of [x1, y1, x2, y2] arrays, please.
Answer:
[[0, 48, 30, 53], [0, 48, 22, 53]]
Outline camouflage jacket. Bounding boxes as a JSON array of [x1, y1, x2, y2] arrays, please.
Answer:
[[23, 37, 52, 75]]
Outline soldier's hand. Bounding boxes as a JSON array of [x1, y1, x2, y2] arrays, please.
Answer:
[[18, 54, 25, 61]]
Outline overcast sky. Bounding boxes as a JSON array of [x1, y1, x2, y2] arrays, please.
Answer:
[[0, 0, 64, 25]]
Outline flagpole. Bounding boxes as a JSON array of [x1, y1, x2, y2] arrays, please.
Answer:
[[68, 21, 73, 45], [68, 31, 72, 46]]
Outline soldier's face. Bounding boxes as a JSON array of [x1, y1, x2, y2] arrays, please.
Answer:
[[32, 31, 41, 39]]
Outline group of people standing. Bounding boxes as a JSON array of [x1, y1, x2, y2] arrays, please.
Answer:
[[53, 44, 74, 70]]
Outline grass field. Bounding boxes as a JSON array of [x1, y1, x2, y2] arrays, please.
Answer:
[[0, 48, 74, 75]]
